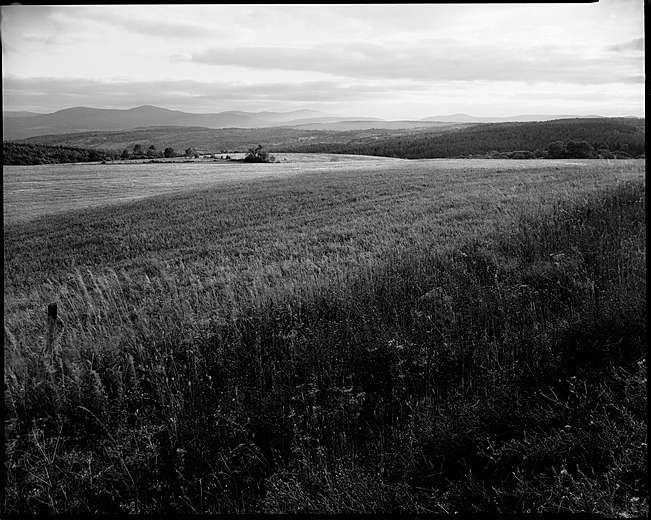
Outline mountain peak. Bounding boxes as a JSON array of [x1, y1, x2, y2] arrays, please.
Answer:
[[129, 105, 177, 113]]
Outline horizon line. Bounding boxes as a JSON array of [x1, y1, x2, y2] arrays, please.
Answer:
[[2, 104, 645, 120]]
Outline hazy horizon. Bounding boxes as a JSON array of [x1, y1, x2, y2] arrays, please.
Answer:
[[3, 103, 642, 120], [1, 3, 645, 119]]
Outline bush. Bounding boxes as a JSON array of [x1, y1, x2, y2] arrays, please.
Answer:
[[565, 140, 595, 159], [509, 150, 535, 159], [243, 145, 275, 163], [547, 141, 566, 159]]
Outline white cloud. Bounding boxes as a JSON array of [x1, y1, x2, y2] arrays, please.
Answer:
[[0, 2, 644, 117], [2, 76, 423, 113], [187, 39, 643, 85], [607, 37, 644, 53]]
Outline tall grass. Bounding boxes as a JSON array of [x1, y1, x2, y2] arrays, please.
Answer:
[[3, 170, 646, 513]]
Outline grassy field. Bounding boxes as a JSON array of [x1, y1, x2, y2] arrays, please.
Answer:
[[3, 158, 646, 513], [2, 154, 622, 224], [3, 153, 403, 223]]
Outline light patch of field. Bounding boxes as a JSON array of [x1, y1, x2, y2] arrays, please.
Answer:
[[1, 154, 630, 224], [3, 153, 405, 223], [4, 158, 644, 304]]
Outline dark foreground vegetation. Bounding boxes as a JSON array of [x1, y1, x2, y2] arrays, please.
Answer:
[[277, 118, 645, 159], [4, 159, 646, 513]]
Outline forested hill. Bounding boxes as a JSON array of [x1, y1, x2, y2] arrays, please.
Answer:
[[6, 118, 644, 163], [3, 142, 120, 165], [274, 118, 645, 159]]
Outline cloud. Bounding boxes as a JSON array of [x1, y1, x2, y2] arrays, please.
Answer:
[[1, 5, 59, 25], [94, 11, 219, 39], [1, 5, 71, 42], [3, 74, 643, 119], [1, 5, 219, 44], [510, 88, 643, 102], [607, 37, 644, 53], [186, 39, 643, 85], [2, 76, 414, 112]]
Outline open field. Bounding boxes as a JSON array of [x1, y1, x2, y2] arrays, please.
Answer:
[[2, 155, 626, 224], [3, 153, 405, 223], [4, 158, 646, 514]]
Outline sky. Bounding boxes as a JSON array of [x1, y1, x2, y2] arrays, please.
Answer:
[[0, 2, 645, 118]]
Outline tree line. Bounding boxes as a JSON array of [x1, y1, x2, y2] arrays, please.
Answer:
[[2, 142, 119, 165], [487, 140, 636, 160], [119, 144, 197, 159], [3, 142, 202, 165]]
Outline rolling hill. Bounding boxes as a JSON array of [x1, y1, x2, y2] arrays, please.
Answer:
[[1, 104, 473, 140], [277, 118, 645, 158], [1, 105, 334, 140], [284, 120, 471, 131], [14, 124, 475, 154], [8, 117, 644, 161], [422, 113, 605, 123], [4, 105, 618, 141], [14, 126, 337, 153], [3, 111, 45, 119]]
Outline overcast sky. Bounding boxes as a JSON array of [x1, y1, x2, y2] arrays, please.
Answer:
[[1, 2, 645, 118]]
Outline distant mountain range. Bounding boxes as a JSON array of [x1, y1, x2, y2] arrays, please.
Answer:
[[421, 113, 607, 123], [2, 104, 621, 140], [2, 105, 335, 140], [3, 110, 46, 119]]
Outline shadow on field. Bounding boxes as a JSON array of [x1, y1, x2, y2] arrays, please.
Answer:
[[4, 180, 646, 514]]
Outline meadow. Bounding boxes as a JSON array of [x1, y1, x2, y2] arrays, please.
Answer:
[[3, 153, 398, 223], [3, 157, 646, 513], [2, 154, 609, 223]]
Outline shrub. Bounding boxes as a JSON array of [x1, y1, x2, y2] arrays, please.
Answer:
[[243, 145, 274, 163], [509, 150, 535, 159]]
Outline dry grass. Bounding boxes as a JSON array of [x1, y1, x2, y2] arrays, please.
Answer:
[[3, 158, 646, 513]]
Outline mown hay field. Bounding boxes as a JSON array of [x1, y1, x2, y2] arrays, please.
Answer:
[[3, 154, 610, 223], [3, 153, 403, 223], [3, 157, 646, 514]]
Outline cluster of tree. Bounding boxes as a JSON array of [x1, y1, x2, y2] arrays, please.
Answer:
[[543, 140, 633, 159], [183, 147, 201, 158], [487, 150, 539, 159], [241, 144, 275, 163], [119, 144, 179, 159], [485, 141, 633, 160], [276, 118, 645, 159], [2, 141, 120, 165]]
